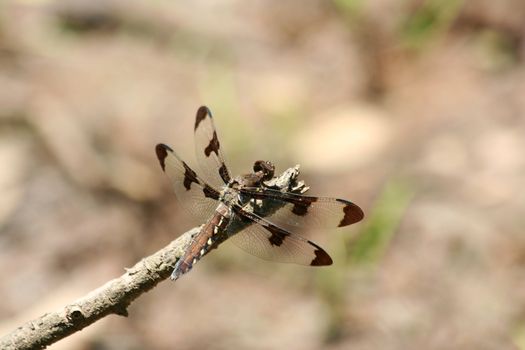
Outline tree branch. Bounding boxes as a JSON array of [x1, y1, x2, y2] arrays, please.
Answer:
[[0, 166, 305, 350], [0, 227, 198, 350]]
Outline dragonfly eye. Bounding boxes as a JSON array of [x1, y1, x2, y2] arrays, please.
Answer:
[[253, 160, 275, 181]]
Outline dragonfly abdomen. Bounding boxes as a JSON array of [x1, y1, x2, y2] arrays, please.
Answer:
[[170, 205, 231, 280]]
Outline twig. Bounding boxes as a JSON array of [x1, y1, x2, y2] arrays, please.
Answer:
[[0, 166, 305, 350], [0, 228, 198, 350]]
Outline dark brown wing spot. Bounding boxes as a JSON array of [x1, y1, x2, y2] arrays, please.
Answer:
[[291, 197, 317, 216], [202, 184, 220, 199], [336, 200, 364, 227], [218, 163, 231, 183], [267, 224, 287, 246], [182, 162, 199, 190], [204, 131, 220, 157], [195, 106, 210, 131], [155, 143, 172, 171], [310, 244, 333, 266]]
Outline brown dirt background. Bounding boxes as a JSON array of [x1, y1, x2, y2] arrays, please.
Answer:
[[1, 1, 525, 349]]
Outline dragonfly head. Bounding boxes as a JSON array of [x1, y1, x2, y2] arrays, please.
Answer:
[[253, 160, 275, 181]]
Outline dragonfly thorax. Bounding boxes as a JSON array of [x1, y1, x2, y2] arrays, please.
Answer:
[[219, 186, 240, 207], [219, 161, 274, 208]]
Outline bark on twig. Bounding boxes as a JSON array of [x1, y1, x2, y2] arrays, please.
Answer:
[[0, 228, 198, 350], [0, 166, 305, 350]]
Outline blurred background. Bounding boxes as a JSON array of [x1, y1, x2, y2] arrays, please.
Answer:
[[0, 0, 524, 349]]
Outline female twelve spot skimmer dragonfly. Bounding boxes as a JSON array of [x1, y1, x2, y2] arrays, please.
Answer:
[[155, 106, 364, 280]]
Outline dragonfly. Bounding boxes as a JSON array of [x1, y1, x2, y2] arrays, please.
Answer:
[[155, 106, 364, 280]]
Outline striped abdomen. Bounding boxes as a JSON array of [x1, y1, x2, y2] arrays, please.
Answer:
[[171, 205, 231, 280]]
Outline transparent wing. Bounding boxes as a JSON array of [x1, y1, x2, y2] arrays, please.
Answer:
[[228, 204, 332, 266], [193, 106, 231, 188], [239, 187, 364, 231], [155, 143, 220, 222]]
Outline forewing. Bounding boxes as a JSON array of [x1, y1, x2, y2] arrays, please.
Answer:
[[194, 106, 231, 188], [228, 204, 332, 266], [155, 143, 220, 222], [239, 187, 364, 231]]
